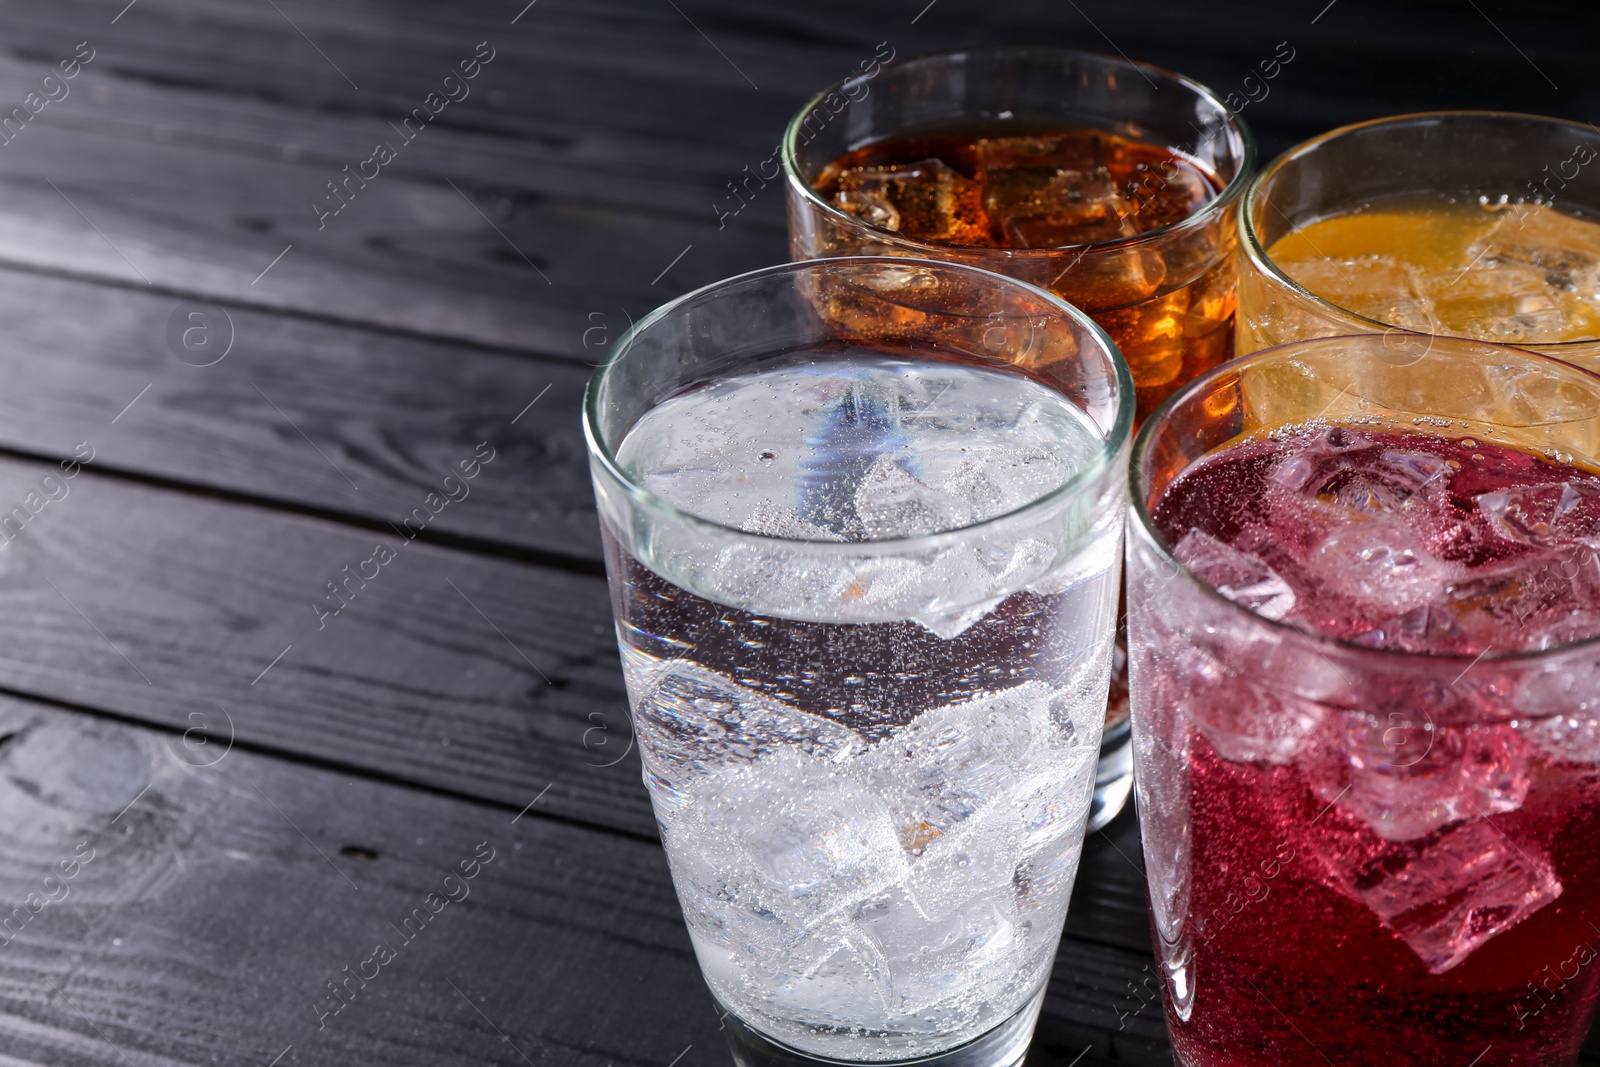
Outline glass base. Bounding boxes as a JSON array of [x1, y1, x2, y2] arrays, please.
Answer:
[[718, 985, 1046, 1067], [1087, 716, 1133, 834]]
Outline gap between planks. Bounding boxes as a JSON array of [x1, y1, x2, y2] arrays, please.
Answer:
[[0, 442, 606, 579], [0, 674, 658, 848], [0, 255, 597, 372]]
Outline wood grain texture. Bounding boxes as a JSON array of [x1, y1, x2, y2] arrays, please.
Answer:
[[0, 695, 717, 1067], [0, 265, 603, 563], [0, 454, 652, 838]]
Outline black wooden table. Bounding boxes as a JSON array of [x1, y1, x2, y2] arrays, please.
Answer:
[[0, 2, 1593, 1064]]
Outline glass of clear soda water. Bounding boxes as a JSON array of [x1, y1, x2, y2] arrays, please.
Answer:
[[584, 257, 1133, 1066]]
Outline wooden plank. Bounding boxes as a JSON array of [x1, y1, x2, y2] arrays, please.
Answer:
[[0, 453, 653, 837], [0, 3, 792, 217], [0, 265, 604, 562], [0, 1, 792, 357], [0, 691, 1166, 1066], [6, 0, 1589, 177], [0, 0, 1587, 355], [0, 695, 719, 1066], [0, 115, 776, 361]]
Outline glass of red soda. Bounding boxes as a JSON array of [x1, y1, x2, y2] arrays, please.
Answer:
[[1127, 332, 1600, 1066]]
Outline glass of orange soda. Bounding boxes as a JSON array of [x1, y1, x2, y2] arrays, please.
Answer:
[[1239, 110, 1600, 367]]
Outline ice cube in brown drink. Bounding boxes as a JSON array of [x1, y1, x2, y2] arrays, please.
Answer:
[[829, 159, 994, 246], [976, 132, 1129, 247]]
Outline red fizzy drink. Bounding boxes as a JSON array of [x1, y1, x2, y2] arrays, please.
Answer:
[[1133, 424, 1600, 1067]]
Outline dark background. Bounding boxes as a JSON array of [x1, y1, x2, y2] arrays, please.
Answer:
[[0, 2, 1591, 1066]]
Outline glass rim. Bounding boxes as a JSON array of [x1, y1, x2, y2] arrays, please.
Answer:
[[1129, 331, 1600, 665], [1240, 108, 1600, 350], [780, 44, 1258, 259], [583, 255, 1136, 553]]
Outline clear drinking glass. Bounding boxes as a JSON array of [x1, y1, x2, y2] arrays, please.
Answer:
[[783, 46, 1254, 830], [1239, 110, 1600, 369], [585, 257, 1133, 1066], [1127, 332, 1600, 1067]]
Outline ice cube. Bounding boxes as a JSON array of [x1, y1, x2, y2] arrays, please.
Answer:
[[976, 132, 1133, 247], [1347, 603, 1468, 654], [1524, 714, 1600, 764], [792, 920, 895, 1017], [744, 794, 898, 906], [1509, 547, 1600, 651], [1437, 546, 1600, 648], [1119, 158, 1217, 233], [1175, 530, 1298, 620], [943, 448, 1075, 520], [1423, 265, 1570, 342], [1470, 204, 1600, 298], [904, 802, 1023, 922], [689, 918, 895, 1029], [742, 498, 849, 542], [1478, 482, 1589, 547], [1012, 744, 1097, 910], [856, 885, 1022, 1017], [941, 458, 1007, 519], [831, 160, 994, 245], [834, 187, 900, 231], [1313, 522, 1456, 613], [841, 545, 1002, 638], [855, 454, 966, 539], [868, 681, 1051, 836], [631, 661, 865, 815], [1281, 255, 1434, 332], [1380, 449, 1455, 492], [972, 132, 1113, 241], [977, 131, 1110, 182], [1350, 818, 1561, 974], [1203, 682, 1325, 766], [1476, 305, 1570, 344], [682, 750, 907, 931], [1307, 714, 1530, 841], [1267, 435, 1453, 544], [1433, 203, 1600, 342]]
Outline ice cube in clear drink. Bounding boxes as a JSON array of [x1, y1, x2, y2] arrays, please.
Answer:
[[856, 885, 1021, 1019], [854, 454, 966, 540], [682, 749, 907, 931], [631, 661, 865, 815], [869, 682, 1045, 836]]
